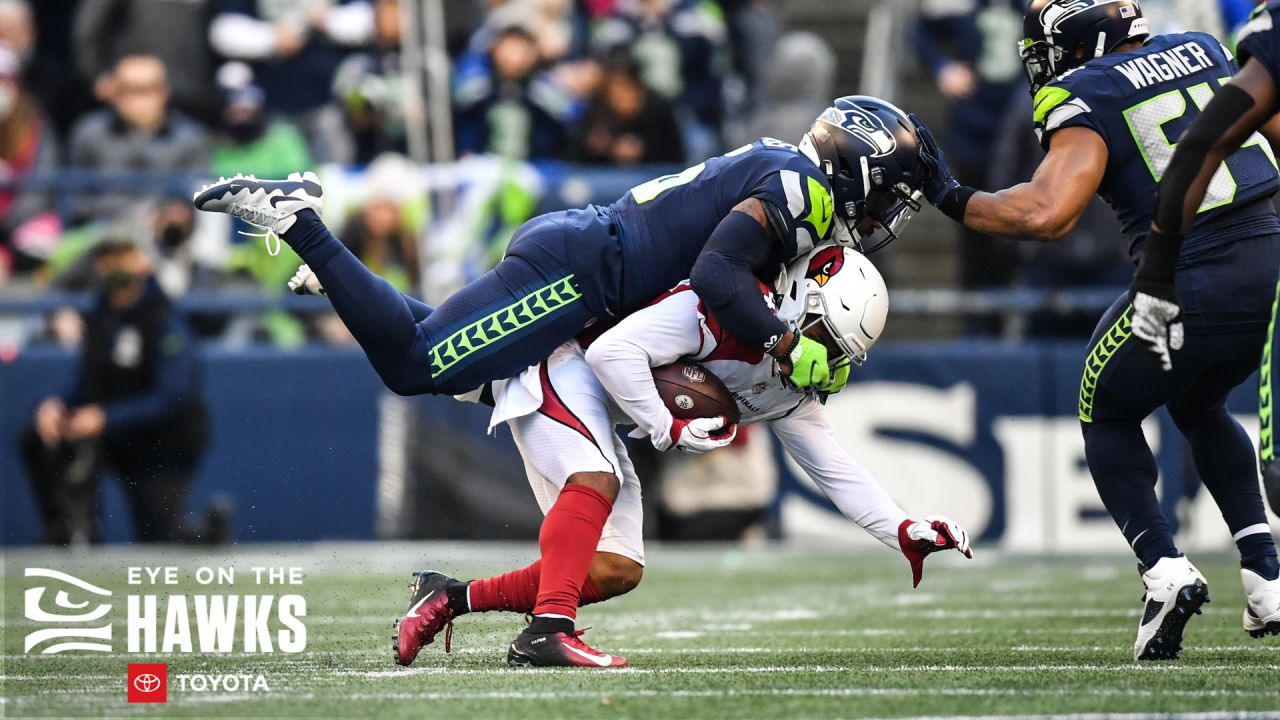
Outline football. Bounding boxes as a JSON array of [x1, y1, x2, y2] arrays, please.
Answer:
[[651, 358, 741, 425]]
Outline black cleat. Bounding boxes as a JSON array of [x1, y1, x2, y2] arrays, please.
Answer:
[[506, 627, 627, 668]]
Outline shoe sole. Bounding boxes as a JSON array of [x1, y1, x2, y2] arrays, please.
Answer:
[[1137, 579, 1210, 661], [1246, 619, 1280, 639]]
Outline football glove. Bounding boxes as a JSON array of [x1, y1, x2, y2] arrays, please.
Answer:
[[908, 113, 960, 207], [1131, 281, 1183, 372], [653, 415, 737, 454], [898, 515, 974, 588], [787, 335, 830, 389], [288, 263, 326, 296], [819, 359, 851, 395]]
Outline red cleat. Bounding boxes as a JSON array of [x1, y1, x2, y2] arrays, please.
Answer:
[[392, 571, 457, 666], [506, 627, 627, 668]]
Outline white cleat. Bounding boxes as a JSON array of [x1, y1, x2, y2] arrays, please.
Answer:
[[1242, 568, 1280, 638], [192, 171, 324, 252], [1133, 556, 1210, 661], [288, 264, 326, 297]]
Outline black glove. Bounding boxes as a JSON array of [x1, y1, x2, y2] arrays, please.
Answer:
[[908, 113, 960, 206]]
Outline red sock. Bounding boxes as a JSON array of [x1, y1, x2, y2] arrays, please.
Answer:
[[468, 560, 542, 613], [532, 484, 613, 619], [467, 563, 607, 613]]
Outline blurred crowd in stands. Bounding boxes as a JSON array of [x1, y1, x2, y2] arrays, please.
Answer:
[[0, 0, 772, 292], [0, 0, 1271, 342]]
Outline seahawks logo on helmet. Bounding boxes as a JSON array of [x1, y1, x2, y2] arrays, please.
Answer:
[[817, 105, 896, 158], [1038, 0, 1137, 38], [806, 246, 846, 288]]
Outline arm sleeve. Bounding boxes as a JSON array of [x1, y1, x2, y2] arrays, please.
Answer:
[[584, 289, 712, 441], [769, 400, 908, 550], [209, 11, 280, 60], [102, 316, 199, 430], [689, 210, 790, 352]]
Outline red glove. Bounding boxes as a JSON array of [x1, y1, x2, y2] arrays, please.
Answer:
[[898, 515, 974, 588], [653, 415, 737, 454]]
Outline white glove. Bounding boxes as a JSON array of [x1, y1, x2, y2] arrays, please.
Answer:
[[898, 514, 974, 588], [653, 415, 737, 454], [1131, 291, 1183, 372], [288, 264, 326, 296]]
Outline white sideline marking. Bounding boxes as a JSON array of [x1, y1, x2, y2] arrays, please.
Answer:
[[338, 663, 1280, 678]]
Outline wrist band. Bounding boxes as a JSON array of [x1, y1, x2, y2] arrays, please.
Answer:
[[939, 185, 977, 223]]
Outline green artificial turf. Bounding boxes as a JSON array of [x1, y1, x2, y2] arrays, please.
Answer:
[[3, 543, 1278, 718]]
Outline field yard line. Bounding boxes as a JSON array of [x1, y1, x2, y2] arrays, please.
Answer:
[[9, 687, 1277, 707], [910, 608, 1236, 618], [181, 688, 1279, 701], [336, 663, 1280, 677]]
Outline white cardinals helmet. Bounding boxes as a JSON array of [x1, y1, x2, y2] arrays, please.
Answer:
[[775, 245, 888, 366]]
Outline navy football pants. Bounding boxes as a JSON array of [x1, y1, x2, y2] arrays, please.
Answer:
[[1080, 238, 1279, 569], [283, 210, 595, 396]]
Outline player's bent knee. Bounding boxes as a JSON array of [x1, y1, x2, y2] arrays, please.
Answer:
[[565, 471, 621, 503], [589, 552, 644, 598]]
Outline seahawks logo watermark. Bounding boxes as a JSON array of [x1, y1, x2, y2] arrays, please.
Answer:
[[24, 568, 114, 654], [818, 106, 895, 157]]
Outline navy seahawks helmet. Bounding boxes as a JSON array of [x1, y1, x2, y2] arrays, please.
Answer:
[[800, 95, 925, 254], [1020, 0, 1150, 94]]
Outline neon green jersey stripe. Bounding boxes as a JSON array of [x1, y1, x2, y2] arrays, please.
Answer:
[[429, 274, 582, 378], [1079, 307, 1133, 423], [1261, 279, 1279, 463]]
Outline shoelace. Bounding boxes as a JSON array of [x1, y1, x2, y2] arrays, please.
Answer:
[[562, 627, 602, 655], [236, 227, 282, 257]]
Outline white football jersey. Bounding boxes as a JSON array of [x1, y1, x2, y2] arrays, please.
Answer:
[[488, 279, 911, 550]]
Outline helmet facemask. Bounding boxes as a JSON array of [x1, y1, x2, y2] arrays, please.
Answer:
[[1019, 38, 1062, 94], [823, 151, 922, 255]]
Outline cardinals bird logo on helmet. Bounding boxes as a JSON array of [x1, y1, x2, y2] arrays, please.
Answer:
[[806, 246, 846, 287]]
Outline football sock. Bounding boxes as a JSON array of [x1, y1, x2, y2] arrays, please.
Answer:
[[464, 562, 541, 614], [527, 615, 575, 635], [532, 484, 614, 621], [464, 561, 606, 614], [1173, 404, 1278, 579], [1237, 532, 1280, 581], [1083, 420, 1180, 568], [281, 210, 435, 395]]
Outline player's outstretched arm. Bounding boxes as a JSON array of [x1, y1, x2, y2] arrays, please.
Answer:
[[919, 118, 1106, 242], [769, 401, 973, 587], [585, 290, 736, 453]]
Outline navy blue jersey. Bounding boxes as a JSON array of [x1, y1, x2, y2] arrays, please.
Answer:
[[1032, 32, 1280, 261], [603, 138, 835, 314], [1238, 2, 1280, 84]]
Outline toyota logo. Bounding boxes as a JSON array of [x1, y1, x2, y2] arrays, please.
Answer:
[[133, 674, 161, 693]]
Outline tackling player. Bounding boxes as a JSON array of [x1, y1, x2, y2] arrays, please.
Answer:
[[1132, 1, 1280, 521], [915, 0, 1280, 658], [383, 244, 973, 668], [194, 96, 926, 402]]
